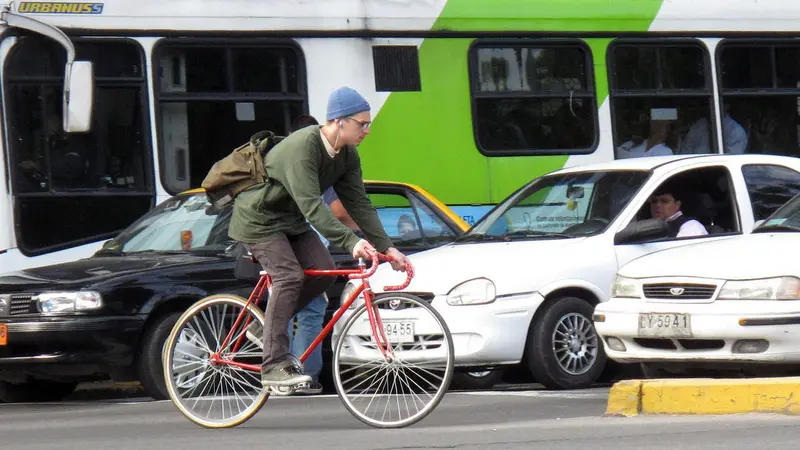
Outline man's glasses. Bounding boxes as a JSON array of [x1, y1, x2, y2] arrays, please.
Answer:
[[346, 117, 371, 131]]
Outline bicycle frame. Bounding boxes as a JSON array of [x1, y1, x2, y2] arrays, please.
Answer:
[[208, 251, 414, 372]]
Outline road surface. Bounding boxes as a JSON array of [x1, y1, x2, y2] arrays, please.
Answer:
[[2, 387, 799, 449]]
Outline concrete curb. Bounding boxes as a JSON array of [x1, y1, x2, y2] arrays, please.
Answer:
[[606, 377, 800, 416]]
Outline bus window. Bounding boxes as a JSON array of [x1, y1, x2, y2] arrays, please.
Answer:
[[5, 36, 153, 256], [609, 41, 716, 159], [154, 41, 307, 194], [719, 42, 800, 158], [468, 40, 598, 155]]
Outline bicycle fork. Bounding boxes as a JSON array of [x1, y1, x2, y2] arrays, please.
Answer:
[[364, 288, 397, 363]]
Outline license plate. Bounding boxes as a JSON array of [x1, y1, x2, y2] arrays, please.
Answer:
[[638, 313, 692, 337], [383, 321, 415, 344], [0, 324, 6, 346]]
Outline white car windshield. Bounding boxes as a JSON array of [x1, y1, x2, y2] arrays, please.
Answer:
[[754, 193, 800, 233], [462, 170, 651, 242], [105, 192, 234, 254]]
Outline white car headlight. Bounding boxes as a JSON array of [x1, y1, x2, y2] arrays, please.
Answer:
[[446, 278, 496, 306], [717, 277, 800, 300], [35, 291, 103, 314], [342, 280, 365, 310], [611, 275, 641, 299]]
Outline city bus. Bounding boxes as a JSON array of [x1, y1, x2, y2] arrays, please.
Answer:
[[2, 0, 800, 273]]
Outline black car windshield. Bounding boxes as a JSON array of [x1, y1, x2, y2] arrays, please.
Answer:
[[463, 170, 651, 240], [754, 193, 800, 233], [107, 192, 234, 254]]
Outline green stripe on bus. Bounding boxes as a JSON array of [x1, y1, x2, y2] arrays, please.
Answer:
[[359, 0, 663, 206]]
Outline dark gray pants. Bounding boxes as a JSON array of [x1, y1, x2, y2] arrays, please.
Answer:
[[246, 230, 336, 372]]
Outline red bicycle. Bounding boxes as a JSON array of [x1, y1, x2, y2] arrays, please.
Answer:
[[162, 251, 454, 429]]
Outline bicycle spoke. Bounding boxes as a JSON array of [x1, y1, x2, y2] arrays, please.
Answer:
[[334, 294, 454, 428], [164, 296, 268, 428]]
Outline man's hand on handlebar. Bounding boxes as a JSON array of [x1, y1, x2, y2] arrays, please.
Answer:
[[352, 241, 410, 272], [385, 247, 409, 272], [352, 239, 377, 261]]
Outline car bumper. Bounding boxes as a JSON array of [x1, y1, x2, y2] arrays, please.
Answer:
[[0, 316, 146, 381], [333, 292, 543, 368], [594, 298, 800, 363]]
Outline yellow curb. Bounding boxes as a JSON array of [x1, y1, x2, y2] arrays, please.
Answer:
[[606, 377, 800, 416], [605, 379, 642, 417]]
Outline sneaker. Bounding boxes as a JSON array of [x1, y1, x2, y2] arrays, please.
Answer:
[[261, 360, 312, 388], [268, 385, 296, 396], [295, 381, 323, 395]]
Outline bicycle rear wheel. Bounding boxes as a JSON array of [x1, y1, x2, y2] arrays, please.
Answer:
[[332, 292, 455, 428], [163, 294, 268, 428]]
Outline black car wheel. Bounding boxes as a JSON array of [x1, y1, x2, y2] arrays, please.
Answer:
[[0, 380, 78, 403], [137, 311, 182, 400], [525, 297, 607, 390]]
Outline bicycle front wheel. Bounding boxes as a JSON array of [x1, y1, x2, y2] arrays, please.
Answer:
[[333, 292, 455, 428], [162, 294, 269, 429]]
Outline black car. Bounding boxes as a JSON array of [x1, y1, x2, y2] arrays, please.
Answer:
[[0, 181, 469, 402]]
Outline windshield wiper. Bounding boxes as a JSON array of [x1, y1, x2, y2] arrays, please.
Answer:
[[502, 230, 572, 239], [453, 233, 506, 244], [124, 250, 189, 255], [753, 224, 800, 234]]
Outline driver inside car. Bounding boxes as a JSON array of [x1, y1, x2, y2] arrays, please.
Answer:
[[648, 184, 708, 238]]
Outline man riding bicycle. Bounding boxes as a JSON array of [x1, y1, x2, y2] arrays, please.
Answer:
[[227, 86, 410, 388]]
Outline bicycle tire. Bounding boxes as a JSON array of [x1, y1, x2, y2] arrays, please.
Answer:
[[332, 292, 455, 428], [163, 294, 269, 429]]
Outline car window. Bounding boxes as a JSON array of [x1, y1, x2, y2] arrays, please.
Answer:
[[756, 193, 800, 231], [367, 192, 453, 247], [112, 192, 233, 253], [628, 165, 739, 237], [409, 195, 457, 244], [741, 164, 800, 221], [470, 170, 649, 238]]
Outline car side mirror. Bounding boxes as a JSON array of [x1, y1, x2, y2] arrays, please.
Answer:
[[567, 185, 585, 199], [614, 219, 671, 245], [63, 60, 94, 133]]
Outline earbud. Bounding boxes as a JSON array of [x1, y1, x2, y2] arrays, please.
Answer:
[[338, 120, 343, 129]]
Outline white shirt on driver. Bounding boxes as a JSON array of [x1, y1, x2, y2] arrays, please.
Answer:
[[668, 211, 708, 238]]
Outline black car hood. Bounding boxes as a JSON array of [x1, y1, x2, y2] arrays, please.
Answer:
[[0, 252, 224, 292]]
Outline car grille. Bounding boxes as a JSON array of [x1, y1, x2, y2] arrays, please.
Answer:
[[9, 294, 37, 316], [642, 283, 717, 300], [374, 292, 434, 309]]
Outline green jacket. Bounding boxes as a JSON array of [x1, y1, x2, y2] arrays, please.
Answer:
[[227, 125, 393, 254]]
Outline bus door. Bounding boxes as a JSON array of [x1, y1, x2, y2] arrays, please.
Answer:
[[0, 34, 13, 258]]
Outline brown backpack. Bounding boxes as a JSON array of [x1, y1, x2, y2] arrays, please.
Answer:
[[200, 130, 285, 208]]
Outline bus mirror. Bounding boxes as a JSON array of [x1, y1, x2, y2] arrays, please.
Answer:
[[63, 60, 94, 133]]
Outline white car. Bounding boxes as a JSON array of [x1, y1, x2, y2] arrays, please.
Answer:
[[335, 154, 800, 390], [594, 192, 800, 378]]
